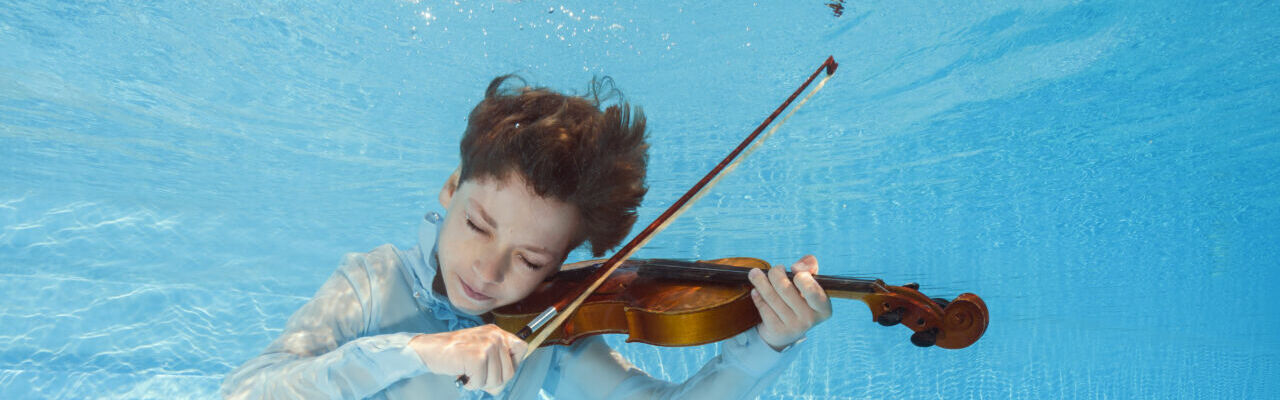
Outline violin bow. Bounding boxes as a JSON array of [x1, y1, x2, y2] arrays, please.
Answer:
[[517, 56, 840, 356]]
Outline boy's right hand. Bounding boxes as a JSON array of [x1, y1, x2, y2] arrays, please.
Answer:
[[410, 324, 528, 393]]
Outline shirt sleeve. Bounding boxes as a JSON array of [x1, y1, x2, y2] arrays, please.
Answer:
[[550, 327, 805, 400], [220, 250, 429, 399]]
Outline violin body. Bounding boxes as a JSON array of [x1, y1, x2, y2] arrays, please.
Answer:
[[493, 257, 988, 350], [493, 258, 767, 347]]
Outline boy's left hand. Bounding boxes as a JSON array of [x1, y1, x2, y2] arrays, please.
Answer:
[[747, 255, 833, 351]]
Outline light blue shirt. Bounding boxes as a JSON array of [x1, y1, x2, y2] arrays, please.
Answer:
[[222, 211, 803, 399]]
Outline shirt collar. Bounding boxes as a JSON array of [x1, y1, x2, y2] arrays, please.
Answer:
[[404, 211, 484, 330]]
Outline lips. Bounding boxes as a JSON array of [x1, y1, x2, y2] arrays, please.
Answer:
[[458, 278, 492, 302]]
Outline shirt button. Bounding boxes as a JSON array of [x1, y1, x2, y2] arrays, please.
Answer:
[[414, 292, 421, 298]]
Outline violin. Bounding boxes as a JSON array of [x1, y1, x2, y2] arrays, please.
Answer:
[[457, 56, 988, 387], [494, 257, 988, 349]]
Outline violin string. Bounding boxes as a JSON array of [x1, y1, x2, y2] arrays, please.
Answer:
[[521, 61, 837, 356]]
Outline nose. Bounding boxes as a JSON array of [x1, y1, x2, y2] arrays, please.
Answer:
[[472, 250, 507, 285]]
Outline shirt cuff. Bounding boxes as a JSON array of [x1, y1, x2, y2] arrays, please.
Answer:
[[720, 327, 806, 377]]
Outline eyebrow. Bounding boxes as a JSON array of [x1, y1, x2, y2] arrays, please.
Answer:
[[469, 199, 557, 261]]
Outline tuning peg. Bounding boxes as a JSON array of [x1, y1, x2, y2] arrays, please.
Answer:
[[931, 297, 950, 309], [911, 329, 937, 347], [903, 282, 920, 290], [877, 308, 903, 326]]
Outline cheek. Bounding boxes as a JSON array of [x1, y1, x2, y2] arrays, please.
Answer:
[[436, 225, 471, 274], [498, 270, 550, 303]]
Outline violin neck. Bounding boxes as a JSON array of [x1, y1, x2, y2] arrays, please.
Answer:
[[633, 259, 880, 301]]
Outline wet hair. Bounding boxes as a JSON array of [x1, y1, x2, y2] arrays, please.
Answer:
[[459, 75, 649, 257]]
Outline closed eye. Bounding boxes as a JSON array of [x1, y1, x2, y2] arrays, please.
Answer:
[[518, 254, 545, 270], [465, 217, 488, 235]]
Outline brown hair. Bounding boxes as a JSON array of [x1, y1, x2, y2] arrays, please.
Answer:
[[459, 75, 649, 257]]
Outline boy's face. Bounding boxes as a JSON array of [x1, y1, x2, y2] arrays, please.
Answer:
[[436, 171, 581, 315]]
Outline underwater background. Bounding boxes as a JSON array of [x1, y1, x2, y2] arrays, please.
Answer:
[[2, 0, 1278, 398]]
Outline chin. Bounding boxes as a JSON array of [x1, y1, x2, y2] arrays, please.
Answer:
[[446, 292, 489, 315]]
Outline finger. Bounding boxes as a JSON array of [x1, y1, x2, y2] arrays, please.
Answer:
[[751, 288, 784, 328], [485, 345, 503, 392], [750, 267, 796, 323], [769, 263, 812, 320], [500, 339, 517, 386], [794, 271, 833, 320], [500, 329, 528, 386], [791, 255, 819, 275], [508, 334, 529, 364]]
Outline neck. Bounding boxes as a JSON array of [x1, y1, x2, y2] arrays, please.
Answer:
[[430, 248, 449, 296], [548, 258, 883, 300], [639, 258, 882, 300]]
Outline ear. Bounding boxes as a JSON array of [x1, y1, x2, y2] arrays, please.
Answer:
[[439, 167, 461, 208]]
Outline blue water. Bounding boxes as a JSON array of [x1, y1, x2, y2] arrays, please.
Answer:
[[3, 1, 1278, 398]]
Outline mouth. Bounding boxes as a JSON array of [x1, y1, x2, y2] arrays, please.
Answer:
[[458, 277, 493, 302]]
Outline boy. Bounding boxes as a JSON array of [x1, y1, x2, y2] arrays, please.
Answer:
[[222, 76, 832, 399]]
